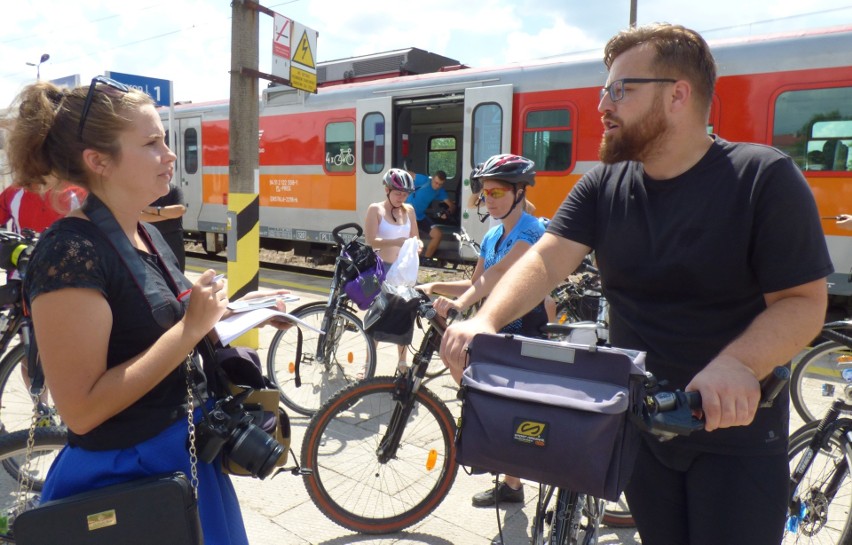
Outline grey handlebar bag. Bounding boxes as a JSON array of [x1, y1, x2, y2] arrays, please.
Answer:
[[455, 333, 646, 501]]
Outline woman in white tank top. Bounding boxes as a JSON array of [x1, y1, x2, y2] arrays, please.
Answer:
[[363, 169, 422, 373], [364, 172, 420, 265]]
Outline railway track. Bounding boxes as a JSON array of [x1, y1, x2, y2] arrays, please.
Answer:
[[185, 249, 335, 278]]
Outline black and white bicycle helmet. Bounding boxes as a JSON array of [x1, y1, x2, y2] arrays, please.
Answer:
[[383, 168, 415, 193], [471, 154, 536, 222], [471, 154, 536, 191]]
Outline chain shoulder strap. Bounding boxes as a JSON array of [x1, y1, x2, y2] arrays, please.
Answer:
[[184, 354, 200, 498], [14, 353, 201, 516]]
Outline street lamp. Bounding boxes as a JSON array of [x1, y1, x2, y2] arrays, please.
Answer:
[[26, 53, 50, 80]]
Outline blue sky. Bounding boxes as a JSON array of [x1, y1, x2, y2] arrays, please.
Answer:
[[2, 1, 852, 105]]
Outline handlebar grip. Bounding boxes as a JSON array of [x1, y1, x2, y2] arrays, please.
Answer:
[[758, 365, 789, 409], [331, 223, 363, 246]]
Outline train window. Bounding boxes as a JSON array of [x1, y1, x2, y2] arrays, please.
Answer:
[[428, 137, 457, 179], [362, 113, 384, 174], [522, 109, 572, 172], [325, 121, 356, 173], [773, 86, 852, 171], [472, 103, 503, 168], [184, 128, 198, 175]]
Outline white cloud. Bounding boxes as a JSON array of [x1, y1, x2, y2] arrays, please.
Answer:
[[1, 0, 851, 105]]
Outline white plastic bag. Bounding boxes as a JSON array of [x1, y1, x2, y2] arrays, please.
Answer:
[[385, 237, 420, 287]]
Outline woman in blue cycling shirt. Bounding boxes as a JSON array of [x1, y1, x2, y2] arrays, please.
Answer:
[[419, 154, 549, 507]]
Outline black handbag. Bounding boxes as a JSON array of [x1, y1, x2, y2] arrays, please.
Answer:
[[13, 356, 204, 544], [13, 472, 202, 545]]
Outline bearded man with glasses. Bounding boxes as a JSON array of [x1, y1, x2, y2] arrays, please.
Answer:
[[442, 23, 831, 545]]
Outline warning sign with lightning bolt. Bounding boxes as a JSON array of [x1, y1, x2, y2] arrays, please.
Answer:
[[293, 30, 315, 68], [289, 22, 318, 93]]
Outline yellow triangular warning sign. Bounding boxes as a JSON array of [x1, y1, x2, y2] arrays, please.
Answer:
[[293, 31, 315, 68]]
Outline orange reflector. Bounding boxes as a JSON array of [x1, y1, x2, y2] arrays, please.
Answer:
[[347, 352, 354, 364], [426, 449, 438, 471], [288, 362, 295, 374], [839, 354, 852, 363]]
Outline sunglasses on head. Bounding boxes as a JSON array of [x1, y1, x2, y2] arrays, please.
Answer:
[[480, 187, 512, 199], [78, 76, 130, 141]]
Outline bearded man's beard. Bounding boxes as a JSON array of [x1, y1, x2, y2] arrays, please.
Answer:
[[599, 93, 669, 164]]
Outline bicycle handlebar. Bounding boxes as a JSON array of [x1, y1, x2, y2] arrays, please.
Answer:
[[638, 365, 790, 440], [331, 223, 363, 247]]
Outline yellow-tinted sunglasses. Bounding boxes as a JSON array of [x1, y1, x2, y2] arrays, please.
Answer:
[[480, 187, 511, 199]]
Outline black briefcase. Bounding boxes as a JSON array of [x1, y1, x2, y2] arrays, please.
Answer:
[[13, 472, 202, 545]]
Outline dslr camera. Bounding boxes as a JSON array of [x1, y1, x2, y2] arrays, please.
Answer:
[[194, 392, 284, 479]]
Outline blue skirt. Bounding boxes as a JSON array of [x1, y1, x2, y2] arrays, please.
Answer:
[[41, 407, 248, 545]]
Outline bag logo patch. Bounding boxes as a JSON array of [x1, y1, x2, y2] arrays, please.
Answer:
[[87, 509, 118, 530], [513, 417, 548, 447]]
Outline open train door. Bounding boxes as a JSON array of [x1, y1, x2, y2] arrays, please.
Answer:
[[356, 96, 393, 234], [174, 116, 203, 234], [461, 84, 513, 246]]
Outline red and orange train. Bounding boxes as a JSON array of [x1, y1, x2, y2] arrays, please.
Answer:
[[163, 26, 852, 306]]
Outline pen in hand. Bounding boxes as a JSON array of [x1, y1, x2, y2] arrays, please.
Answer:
[[177, 274, 226, 302]]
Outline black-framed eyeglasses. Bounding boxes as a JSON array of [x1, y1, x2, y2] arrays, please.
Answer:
[[77, 76, 130, 141], [599, 78, 677, 102]]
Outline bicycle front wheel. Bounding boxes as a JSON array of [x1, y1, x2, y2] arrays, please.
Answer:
[[791, 342, 852, 423], [301, 377, 458, 534], [783, 420, 852, 544], [267, 303, 376, 416]]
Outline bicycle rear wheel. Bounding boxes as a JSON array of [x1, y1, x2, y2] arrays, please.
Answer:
[[602, 492, 635, 528], [0, 427, 67, 504], [783, 420, 852, 544], [267, 302, 376, 416], [0, 344, 58, 436], [301, 377, 458, 534], [791, 342, 852, 423]]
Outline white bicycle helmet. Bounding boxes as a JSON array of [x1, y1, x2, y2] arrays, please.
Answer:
[[383, 168, 415, 193]]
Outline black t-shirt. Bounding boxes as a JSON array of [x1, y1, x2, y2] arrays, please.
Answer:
[[25, 218, 194, 450], [547, 137, 833, 454], [149, 183, 185, 236]]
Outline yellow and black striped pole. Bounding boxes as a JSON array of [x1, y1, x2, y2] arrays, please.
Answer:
[[226, 191, 260, 347], [228, 1, 260, 347]]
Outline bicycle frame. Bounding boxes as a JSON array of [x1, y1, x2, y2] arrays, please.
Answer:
[[377, 298, 446, 463], [788, 401, 852, 533]]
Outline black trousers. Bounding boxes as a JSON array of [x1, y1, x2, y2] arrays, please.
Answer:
[[624, 436, 789, 545]]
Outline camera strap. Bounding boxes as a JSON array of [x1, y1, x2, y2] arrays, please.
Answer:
[[82, 193, 189, 329]]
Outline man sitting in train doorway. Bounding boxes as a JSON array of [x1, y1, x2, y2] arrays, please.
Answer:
[[406, 169, 456, 265]]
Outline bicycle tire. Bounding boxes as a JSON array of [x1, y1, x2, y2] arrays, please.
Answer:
[[791, 341, 852, 423], [602, 492, 635, 528], [0, 427, 67, 500], [783, 420, 852, 544], [301, 377, 458, 534], [0, 344, 57, 436], [552, 489, 583, 545], [266, 302, 376, 416]]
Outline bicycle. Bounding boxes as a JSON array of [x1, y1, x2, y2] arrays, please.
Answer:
[[302, 288, 789, 538], [301, 292, 458, 534], [790, 319, 852, 423], [266, 223, 378, 416], [0, 231, 56, 437], [0, 426, 68, 541], [530, 365, 788, 545], [784, 396, 852, 543]]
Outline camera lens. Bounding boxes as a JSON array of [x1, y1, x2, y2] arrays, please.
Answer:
[[225, 423, 284, 479]]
